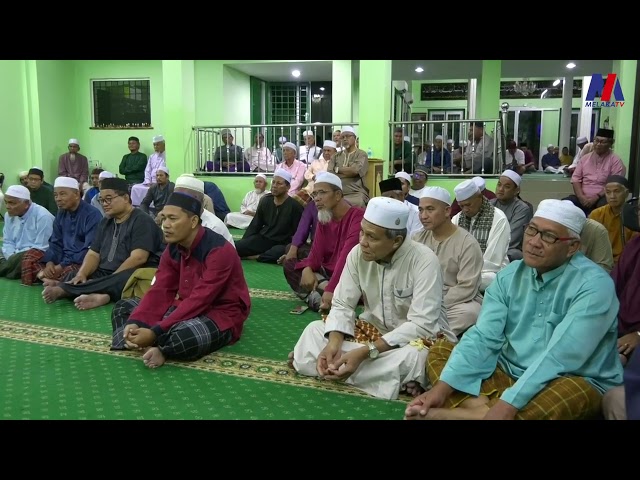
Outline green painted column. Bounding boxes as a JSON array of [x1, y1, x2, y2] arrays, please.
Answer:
[[476, 60, 501, 120], [358, 60, 392, 172], [332, 60, 352, 124], [162, 60, 196, 176], [611, 60, 636, 168], [23, 60, 44, 173]]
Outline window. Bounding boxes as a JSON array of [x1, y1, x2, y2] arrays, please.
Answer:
[[91, 79, 152, 129], [267, 83, 309, 147]]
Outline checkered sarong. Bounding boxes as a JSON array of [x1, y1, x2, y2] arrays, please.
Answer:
[[427, 338, 602, 420], [20, 248, 80, 286], [345, 319, 383, 344]]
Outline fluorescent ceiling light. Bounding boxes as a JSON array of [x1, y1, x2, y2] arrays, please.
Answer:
[[566, 62, 576, 69], [415, 67, 424, 73], [291, 69, 301, 78], [320, 87, 325, 91], [553, 79, 561, 87]]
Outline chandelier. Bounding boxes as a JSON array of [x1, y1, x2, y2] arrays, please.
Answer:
[[514, 79, 537, 96]]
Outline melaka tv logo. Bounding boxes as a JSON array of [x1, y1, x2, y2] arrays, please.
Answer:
[[585, 73, 625, 107]]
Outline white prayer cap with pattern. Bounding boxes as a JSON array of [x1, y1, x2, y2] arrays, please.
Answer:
[[447, 139, 454, 144], [454, 179, 480, 202], [435, 135, 443, 141], [303, 130, 315, 137], [54, 177, 79, 190], [175, 174, 204, 194], [5, 185, 30, 200], [99, 171, 115, 180], [255, 174, 267, 181], [420, 186, 452, 206], [394, 171, 412, 184], [19, 171, 29, 177], [283, 142, 297, 152], [157, 166, 170, 175], [153, 135, 165, 143], [315, 172, 342, 190], [500, 169, 522, 187], [274, 169, 292, 184], [68, 138, 79, 145], [535, 199, 587, 236], [323, 140, 337, 149], [364, 197, 410, 230], [342, 126, 357, 136], [472, 176, 486, 192]]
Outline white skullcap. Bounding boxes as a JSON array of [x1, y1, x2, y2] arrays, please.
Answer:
[[5, 185, 30, 200], [500, 169, 522, 187], [175, 174, 204, 193], [153, 135, 165, 143], [364, 197, 409, 230], [278, 136, 287, 143], [283, 142, 297, 151], [255, 173, 267, 181], [547, 144, 554, 148], [454, 179, 480, 202], [157, 165, 170, 175], [315, 171, 342, 190], [220, 129, 232, 136], [68, 138, 79, 145], [303, 130, 315, 137], [323, 140, 337, 149], [394, 171, 412, 184], [535, 199, 586, 236], [420, 186, 452, 206], [435, 135, 443, 141], [99, 171, 115, 180], [273, 168, 292, 184], [342, 126, 357, 136], [19, 170, 29, 177], [472, 176, 486, 191], [54, 177, 79, 190], [447, 139, 454, 144], [577, 136, 588, 144]]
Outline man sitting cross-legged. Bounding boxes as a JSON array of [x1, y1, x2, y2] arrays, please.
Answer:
[[290, 197, 456, 400], [404, 199, 623, 420], [42, 177, 164, 311], [110, 193, 251, 369], [21, 177, 102, 286], [283, 172, 364, 311]]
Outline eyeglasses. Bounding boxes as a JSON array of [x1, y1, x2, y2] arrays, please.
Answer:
[[310, 189, 333, 199], [524, 224, 576, 244], [98, 194, 122, 205], [593, 137, 612, 145]]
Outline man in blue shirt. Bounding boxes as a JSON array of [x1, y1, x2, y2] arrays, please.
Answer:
[[405, 198, 623, 420]]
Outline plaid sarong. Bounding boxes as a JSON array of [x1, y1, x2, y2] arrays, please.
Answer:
[[20, 248, 80, 286]]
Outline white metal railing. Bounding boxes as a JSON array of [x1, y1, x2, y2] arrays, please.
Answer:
[[192, 123, 358, 175]]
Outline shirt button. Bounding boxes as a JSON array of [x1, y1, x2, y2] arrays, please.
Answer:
[[538, 313, 542, 317]]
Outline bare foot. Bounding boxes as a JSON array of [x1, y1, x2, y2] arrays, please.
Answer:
[[42, 286, 68, 304], [74, 293, 110, 311], [142, 347, 166, 369], [42, 278, 61, 288], [287, 351, 295, 369], [402, 381, 426, 398]]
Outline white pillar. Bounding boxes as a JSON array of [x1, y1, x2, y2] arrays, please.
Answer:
[[468, 78, 477, 119], [559, 75, 573, 152], [579, 75, 593, 140]]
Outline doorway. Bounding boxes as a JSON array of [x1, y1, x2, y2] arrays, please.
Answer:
[[506, 109, 543, 167]]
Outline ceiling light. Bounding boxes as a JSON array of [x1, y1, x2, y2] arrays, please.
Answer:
[[540, 89, 549, 99], [415, 67, 424, 73], [291, 69, 301, 78], [320, 87, 325, 91], [566, 62, 576, 69], [553, 79, 561, 87]]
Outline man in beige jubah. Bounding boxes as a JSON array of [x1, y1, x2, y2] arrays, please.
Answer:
[[304, 140, 335, 194], [413, 187, 484, 336], [290, 197, 456, 400], [327, 126, 369, 207], [225, 174, 268, 229], [452, 179, 510, 292]]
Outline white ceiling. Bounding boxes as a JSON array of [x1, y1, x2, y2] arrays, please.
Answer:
[[227, 60, 615, 84]]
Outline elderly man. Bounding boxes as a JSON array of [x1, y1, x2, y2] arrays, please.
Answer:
[[244, 132, 274, 172], [565, 128, 626, 215], [408, 167, 428, 198], [589, 175, 637, 263], [490, 170, 532, 261], [379, 178, 422, 237], [20, 177, 102, 286], [278, 142, 306, 196], [236, 169, 304, 263], [139, 166, 174, 223], [462, 122, 495, 174], [413, 187, 484, 336], [110, 193, 251, 369], [405, 199, 623, 420], [213, 129, 247, 172], [304, 140, 335, 193], [395, 171, 419, 206], [283, 172, 364, 311], [118, 136, 148, 186], [451, 179, 510, 292], [225, 174, 268, 230], [41, 177, 164, 311], [291, 197, 456, 400], [299, 130, 322, 164], [58, 138, 89, 193], [131, 135, 167, 207], [421, 135, 452, 174], [0, 185, 54, 279], [327, 126, 369, 207], [449, 176, 496, 218]]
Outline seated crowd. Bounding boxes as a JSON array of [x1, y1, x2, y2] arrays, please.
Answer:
[[1, 126, 638, 421]]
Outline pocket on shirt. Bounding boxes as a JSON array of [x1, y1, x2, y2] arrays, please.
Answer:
[[393, 286, 414, 298]]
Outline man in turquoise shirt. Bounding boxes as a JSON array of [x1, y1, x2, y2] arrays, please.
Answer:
[[405, 198, 623, 420]]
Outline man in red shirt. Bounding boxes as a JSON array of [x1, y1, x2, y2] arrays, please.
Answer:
[[110, 192, 251, 368]]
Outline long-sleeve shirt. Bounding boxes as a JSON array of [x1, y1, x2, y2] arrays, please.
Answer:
[[611, 235, 640, 336], [119, 152, 148, 184], [139, 182, 175, 215], [143, 152, 166, 185], [291, 201, 318, 247], [279, 159, 306, 196], [439, 252, 623, 410], [295, 207, 364, 293], [324, 239, 457, 347], [244, 146, 274, 172], [393, 141, 414, 173], [2, 203, 55, 258], [244, 195, 304, 244], [589, 204, 638, 264], [463, 135, 494, 173], [128, 227, 251, 343], [41, 200, 103, 266], [29, 186, 58, 215], [58, 153, 89, 184], [422, 148, 452, 172], [571, 151, 626, 198], [490, 197, 533, 261], [240, 190, 266, 215]]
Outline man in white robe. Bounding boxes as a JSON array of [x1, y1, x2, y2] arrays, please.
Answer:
[[131, 135, 167, 206], [303, 140, 335, 194], [291, 197, 456, 400], [225, 174, 268, 229]]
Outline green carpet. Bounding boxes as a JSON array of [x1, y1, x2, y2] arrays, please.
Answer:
[[0, 255, 409, 420]]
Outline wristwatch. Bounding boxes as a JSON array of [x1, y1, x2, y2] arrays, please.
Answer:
[[367, 341, 379, 359]]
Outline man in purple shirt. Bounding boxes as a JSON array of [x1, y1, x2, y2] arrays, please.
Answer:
[[58, 138, 89, 193], [277, 200, 317, 265]]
